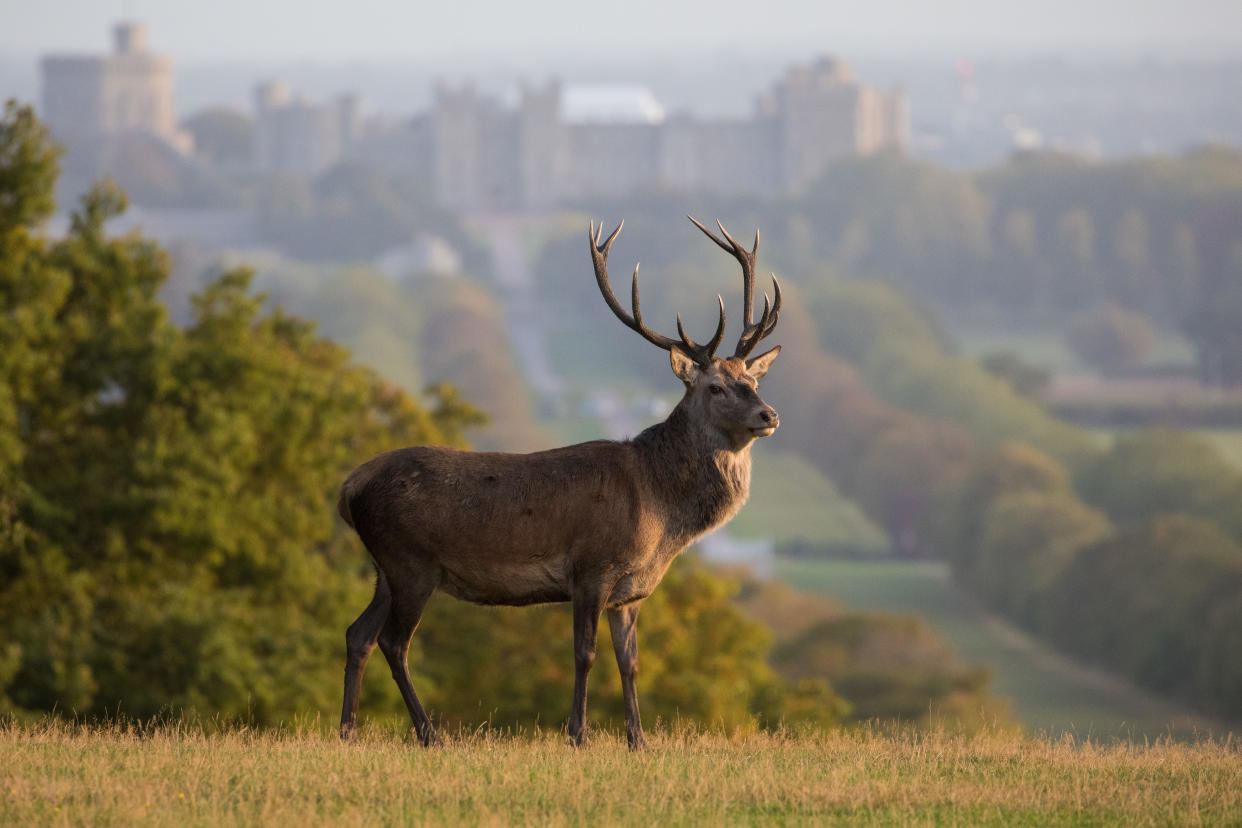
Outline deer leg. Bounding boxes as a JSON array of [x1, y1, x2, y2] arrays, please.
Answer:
[[340, 571, 392, 741], [377, 570, 440, 747], [607, 603, 648, 751], [567, 591, 606, 747]]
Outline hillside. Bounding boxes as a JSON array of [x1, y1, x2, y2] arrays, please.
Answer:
[[776, 558, 1232, 740]]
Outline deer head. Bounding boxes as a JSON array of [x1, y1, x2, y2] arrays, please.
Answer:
[[589, 217, 782, 447]]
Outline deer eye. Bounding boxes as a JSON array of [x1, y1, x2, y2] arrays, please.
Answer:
[[708, 384, 725, 395]]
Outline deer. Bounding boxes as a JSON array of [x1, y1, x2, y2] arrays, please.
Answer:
[[336, 216, 783, 750]]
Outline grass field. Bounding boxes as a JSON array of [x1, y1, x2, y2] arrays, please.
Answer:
[[953, 327, 1196, 374], [775, 559, 1232, 741], [1194, 428, 1242, 469], [3, 719, 1239, 827], [729, 451, 888, 552]]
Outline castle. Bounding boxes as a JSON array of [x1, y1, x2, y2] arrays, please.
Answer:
[[39, 23, 907, 211], [337, 56, 908, 208]]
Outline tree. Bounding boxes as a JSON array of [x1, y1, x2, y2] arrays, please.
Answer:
[[1046, 515, 1242, 710], [972, 491, 1111, 621], [415, 555, 846, 733], [1076, 428, 1242, 539], [1052, 207, 1099, 308], [979, 351, 1050, 399], [946, 441, 1077, 576], [0, 102, 472, 722], [1063, 303, 1155, 374]]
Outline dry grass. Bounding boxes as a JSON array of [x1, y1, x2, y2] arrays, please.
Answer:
[[2, 718, 1240, 826]]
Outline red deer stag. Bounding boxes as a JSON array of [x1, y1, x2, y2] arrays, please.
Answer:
[[337, 216, 783, 749]]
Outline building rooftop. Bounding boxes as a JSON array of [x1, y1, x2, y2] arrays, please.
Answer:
[[560, 84, 666, 125]]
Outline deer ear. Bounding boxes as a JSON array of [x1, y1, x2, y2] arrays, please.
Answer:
[[745, 345, 781, 379], [669, 345, 700, 385]]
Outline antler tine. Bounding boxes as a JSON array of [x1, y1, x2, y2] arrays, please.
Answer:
[[590, 220, 725, 365], [735, 273, 782, 357], [687, 215, 780, 359], [674, 295, 727, 359]]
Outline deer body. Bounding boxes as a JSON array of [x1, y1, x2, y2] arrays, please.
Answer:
[[337, 218, 783, 749], [340, 400, 754, 609]]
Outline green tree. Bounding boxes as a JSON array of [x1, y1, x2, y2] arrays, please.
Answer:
[[979, 351, 1050, 399], [973, 491, 1111, 621], [1076, 428, 1242, 539], [415, 556, 846, 733], [947, 441, 1077, 576], [1047, 515, 1242, 710], [0, 102, 474, 722]]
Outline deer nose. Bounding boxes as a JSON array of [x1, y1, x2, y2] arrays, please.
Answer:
[[759, 408, 779, 427]]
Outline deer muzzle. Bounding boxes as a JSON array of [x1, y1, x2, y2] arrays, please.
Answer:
[[750, 407, 780, 437]]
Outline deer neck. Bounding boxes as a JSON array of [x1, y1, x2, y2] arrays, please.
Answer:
[[632, 405, 753, 544]]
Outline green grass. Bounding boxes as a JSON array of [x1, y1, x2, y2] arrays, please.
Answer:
[[954, 327, 1196, 373], [3, 719, 1239, 826], [730, 451, 888, 552], [775, 558, 1232, 741], [1194, 428, 1242, 469]]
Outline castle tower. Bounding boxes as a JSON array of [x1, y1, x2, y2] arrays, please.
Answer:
[[40, 21, 190, 153]]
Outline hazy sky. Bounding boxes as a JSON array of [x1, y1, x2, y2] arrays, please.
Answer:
[[3, 0, 1241, 60]]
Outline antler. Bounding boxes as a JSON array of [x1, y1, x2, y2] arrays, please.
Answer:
[[686, 216, 782, 359], [589, 220, 726, 366]]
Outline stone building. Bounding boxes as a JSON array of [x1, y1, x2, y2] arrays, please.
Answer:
[[422, 55, 906, 210], [40, 22, 192, 154], [252, 80, 362, 176]]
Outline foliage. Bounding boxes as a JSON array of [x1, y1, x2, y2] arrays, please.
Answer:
[[779, 149, 1242, 386], [414, 555, 846, 733], [255, 162, 486, 269], [0, 125, 471, 720], [418, 278, 551, 451], [946, 441, 1077, 575], [1045, 515, 1242, 710], [809, 279, 1096, 464], [971, 491, 1112, 622], [1076, 428, 1242, 540], [736, 577, 999, 730], [980, 350, 1051, 398], [1063, 303, 1156, 374]]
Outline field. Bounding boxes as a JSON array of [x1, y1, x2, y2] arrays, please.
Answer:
[[775, 559, 1231, 741], [952, 327, 1196, 375], [3, 719, 1240, 827]]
